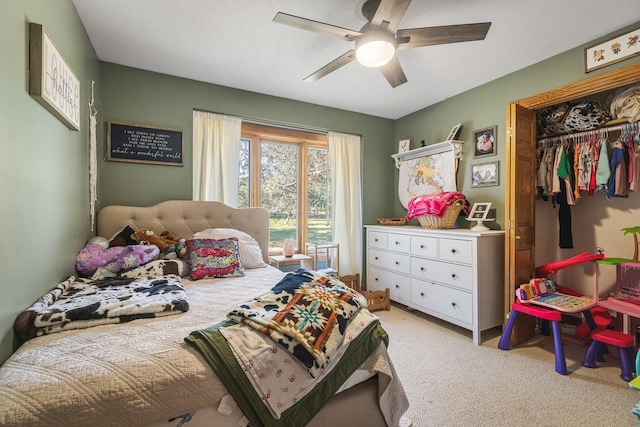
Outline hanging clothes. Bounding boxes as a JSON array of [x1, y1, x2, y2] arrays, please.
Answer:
[[557, 146, 575, 205], [535, 121, 639, 248], [627, 134, 640, 191], [595, 137, 610, 190], [573, 142, 581, 201], [608, 139, 628, 198]]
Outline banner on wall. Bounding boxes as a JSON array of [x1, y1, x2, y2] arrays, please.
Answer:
[[398, 151, 457, 209]]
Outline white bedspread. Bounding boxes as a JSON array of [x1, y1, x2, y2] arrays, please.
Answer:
[[0, 268, 286, 427]]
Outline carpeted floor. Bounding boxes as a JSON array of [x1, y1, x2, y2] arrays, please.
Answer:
[[376, 303, 639, 427]]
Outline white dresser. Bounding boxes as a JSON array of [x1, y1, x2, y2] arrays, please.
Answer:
[[365, 225, 504, 345]]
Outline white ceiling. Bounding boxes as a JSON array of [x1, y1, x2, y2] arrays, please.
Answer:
[[72, 0, 640, 120]]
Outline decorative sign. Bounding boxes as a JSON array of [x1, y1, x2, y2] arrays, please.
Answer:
[[108, 121, 183, 166], [29, 23, 80, 131]]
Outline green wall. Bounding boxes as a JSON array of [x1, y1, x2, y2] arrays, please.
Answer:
[[0, 0, 100, 363], [98, 63, 396, 226], [394, 22, 640, 227]]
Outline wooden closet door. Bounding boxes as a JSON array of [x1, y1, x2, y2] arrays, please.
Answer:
[[504, 102, 537, 345]]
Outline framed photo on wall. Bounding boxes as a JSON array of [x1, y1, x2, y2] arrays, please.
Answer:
[[471, 161, 499, 188], [473, 126, 497, 158]]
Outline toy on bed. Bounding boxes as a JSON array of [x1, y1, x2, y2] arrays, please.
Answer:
[[131, 228, 187, 257], [75, 236, 160, 278]]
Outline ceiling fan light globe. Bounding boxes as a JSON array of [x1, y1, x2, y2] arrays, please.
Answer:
[[356, 40, 395, 67]]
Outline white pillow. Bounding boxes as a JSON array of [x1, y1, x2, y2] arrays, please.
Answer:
[[192, 228, 267, 269]]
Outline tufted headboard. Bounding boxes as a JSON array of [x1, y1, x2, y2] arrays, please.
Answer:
[[96, 200, 270, 263]]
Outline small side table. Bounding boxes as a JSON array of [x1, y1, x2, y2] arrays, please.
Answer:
[[269, 254, 313, 270]]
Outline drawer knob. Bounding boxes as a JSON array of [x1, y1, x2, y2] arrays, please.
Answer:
[[375, 238, 379, 242], [375, 257, 379, 260], [420, 244, 425, 249], [420, 267, 425, 272], [395, 261, 400, 265], [395, 241, 400, 245], [451, 273, 456, 278], [451, 249, 457, 253], [395, 285, 399, 289], [420, 292, 424, 297], [375, 278, 379, 281], [451, 302, 456, 307]]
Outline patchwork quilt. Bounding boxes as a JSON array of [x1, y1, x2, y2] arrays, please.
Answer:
[[14, 275, 189, 342], [227, 270, 366, 378]]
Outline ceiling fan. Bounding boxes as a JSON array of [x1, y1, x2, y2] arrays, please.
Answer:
[[273, 0, 491, 88]]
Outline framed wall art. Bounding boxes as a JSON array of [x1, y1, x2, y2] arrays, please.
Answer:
[[585, 26, 640, 73], [398, 139, 410, 153], [446, 123, 462, 141], [473, 126, 497, 158], [108, 121, 184, 166], [471, 161, 499, 188], [29, 23, 80, 131]]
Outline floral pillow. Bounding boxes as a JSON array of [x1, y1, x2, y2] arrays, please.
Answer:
[[186, 238, 244, 280], [192, 228, 267, 269]]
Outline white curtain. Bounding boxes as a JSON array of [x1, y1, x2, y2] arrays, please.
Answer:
[[192, 111, 241, 206], [328, 131, 362, 276]]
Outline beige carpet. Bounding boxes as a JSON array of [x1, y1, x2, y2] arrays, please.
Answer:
[[376, 303, 639, 427]]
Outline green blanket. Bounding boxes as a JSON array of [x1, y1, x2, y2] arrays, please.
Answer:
[[185, 319, 388, 427]]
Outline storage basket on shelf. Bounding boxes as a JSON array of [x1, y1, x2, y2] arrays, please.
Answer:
[[417, 200, 465, 229]]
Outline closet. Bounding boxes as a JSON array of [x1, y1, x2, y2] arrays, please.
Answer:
[[504, 62, 640, 345]]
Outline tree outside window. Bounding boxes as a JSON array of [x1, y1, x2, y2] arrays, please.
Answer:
[[238, 124, 331, 254]]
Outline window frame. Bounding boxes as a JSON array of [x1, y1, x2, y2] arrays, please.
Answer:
[[241, 123, 328, 254]]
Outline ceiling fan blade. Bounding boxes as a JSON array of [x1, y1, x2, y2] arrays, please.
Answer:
[[379, 55, 407, 88], [304, 50, 357, 82], [370, 0, 412, 32], [273, 12, 361, 41], [396, 22, 491, 50]]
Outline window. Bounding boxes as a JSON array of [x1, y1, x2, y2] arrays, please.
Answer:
[[239, 123, 331, 254]]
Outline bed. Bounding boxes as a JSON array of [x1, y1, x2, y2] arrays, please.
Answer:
[[0, 200, 408, 427]]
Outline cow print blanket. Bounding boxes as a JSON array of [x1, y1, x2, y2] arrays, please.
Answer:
[[14, 275, 189, 342]]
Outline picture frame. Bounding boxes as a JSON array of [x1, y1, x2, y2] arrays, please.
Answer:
[[471, 161, 499, 188], [29, 23, 81, 131], [467, 202, 492, 220], [473, 126, 497, 158], [398, 139, 410, 153], [584, 26, 640, 73], [108, 121, 184, 166], [446, 123, 462, 141]]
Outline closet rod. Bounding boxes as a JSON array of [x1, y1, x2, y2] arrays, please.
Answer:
[[537, 119, 639, 145]]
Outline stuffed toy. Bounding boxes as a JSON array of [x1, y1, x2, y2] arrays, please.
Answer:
[[131, 228, 186, 257], [76, 237, 160, 278]]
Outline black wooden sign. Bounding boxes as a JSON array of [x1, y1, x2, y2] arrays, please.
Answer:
[[107, 121, 183, 166]]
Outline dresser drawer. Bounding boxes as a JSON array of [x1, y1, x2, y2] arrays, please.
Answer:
[[386, 233, 410, 253], [368, 231, 387, 249], [438, 238, 473, 264], [369, 248, 410, 273], [410, 235, 437, 258], [410, 258, 473, 291], [367, 266, 410, 303], [411, 279, 472, 324]]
